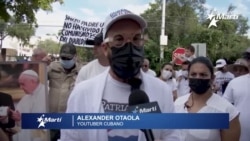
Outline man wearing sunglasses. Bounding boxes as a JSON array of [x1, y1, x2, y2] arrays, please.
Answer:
[[141, 58, 157, 77], [61, 9, 180, 141], [75, 33, 109, 84], [48, 43, 81, 141]]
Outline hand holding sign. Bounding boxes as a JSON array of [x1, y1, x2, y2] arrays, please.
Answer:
[[172, 47, 185, 65]]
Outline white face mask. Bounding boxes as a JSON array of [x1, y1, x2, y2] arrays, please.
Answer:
[[181, 70, 188, 78], [162, 70, 172, 80]]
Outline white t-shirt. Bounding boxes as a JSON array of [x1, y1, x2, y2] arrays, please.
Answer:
[[223, 74, 250, 141], [75, 59, 109, 84], [176, 80, 190, 97], [102, 74, 139, 141], [165, 78, 177, 92], [175, 70, 190, 97], [214, 71, 235, 95], [175, 94, 239, 141], [144, 69, 156, 77]]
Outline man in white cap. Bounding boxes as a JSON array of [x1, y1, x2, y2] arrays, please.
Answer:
[[223, 47, 250, 141], [75, 33, 109, 84], [214, 58, 234, 95], [60, 9, 180, 141], [13, 70, 47, 141]]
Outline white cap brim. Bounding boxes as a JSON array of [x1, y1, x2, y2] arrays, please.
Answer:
[[103, 14, 147, 39], [215, 64, 225, 68]]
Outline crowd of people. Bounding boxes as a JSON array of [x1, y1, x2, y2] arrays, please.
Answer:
[[0, 8, 250, 141]]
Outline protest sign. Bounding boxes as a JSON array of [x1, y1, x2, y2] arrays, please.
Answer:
[[59, 15, 104, 47]]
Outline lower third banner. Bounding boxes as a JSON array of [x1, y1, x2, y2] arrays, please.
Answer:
[[21, 113, 229, 129]]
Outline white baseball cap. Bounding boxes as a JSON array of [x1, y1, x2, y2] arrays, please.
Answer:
[[102, 9, 147, 40], [215, 59, 227, 68]]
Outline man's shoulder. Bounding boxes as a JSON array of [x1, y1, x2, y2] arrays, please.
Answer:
[[76, 70, 107, 89], [175, 94, 190, 105], [148, 69, 156, 75], [49, 61, 60, 66], [79, 59, 98, 71], [48, 61, 61, 71], [230, 74, 249, 83], [227, 72, 235, 77], [215, 71, 221, 76], [84, 59, 99, 67]]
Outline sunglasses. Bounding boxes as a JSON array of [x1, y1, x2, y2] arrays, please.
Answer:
[[61, 57, 73, 60], [104, 33, 145, 48]]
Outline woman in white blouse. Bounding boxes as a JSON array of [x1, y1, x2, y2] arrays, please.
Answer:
[[158, 63, 178, 101], [174, 56, 240, 141]]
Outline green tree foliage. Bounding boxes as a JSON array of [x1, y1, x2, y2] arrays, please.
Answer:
[[0, 0, 63, 24], [37, 39, 60, 54], [0, 18, 35, 44], [141, 0, 250, 71]]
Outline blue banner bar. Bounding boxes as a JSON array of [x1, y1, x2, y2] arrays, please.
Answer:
[[21, 113, 229, 129]]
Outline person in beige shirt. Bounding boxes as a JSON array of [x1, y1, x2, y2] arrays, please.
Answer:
[[47, 43, 81, 141]]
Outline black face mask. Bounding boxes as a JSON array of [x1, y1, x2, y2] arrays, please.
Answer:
[[189, 78, 211, 94], [110, 43, 144, 80]]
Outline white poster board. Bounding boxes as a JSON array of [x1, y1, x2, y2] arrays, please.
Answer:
[[59, 15, 104, 47], [191, 43, 207, 57]]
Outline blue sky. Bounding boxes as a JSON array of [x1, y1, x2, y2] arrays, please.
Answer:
[[35, 0, 250, 38]]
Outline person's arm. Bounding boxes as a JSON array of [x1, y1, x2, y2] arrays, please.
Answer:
[[42, 55, 53, 65], [160, 85, 181, 141], [223, 81, 234, 104], [220, 114, 240, 141], [175, 76, 182, 88], [177, 54, 187, 62], [10, 109, 21, 122], [172, 90, 178, 101], [172, 80, 178, 101], [0, 94, 15, 128], [75, 67, 86, 85]]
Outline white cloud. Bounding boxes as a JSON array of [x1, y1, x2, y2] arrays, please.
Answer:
[[79, 8, 102, 21], [35, 3, 76, 37], [80, 8, 95, 16], [34, 1, 151, 37], [233, 0, 250, 16], [232, 0, 250, 38], [202, 3, 213, 11], [124, 3, 150, 15]]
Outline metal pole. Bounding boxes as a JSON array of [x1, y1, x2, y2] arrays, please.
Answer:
[[0, 32, 3, 61], [160, 0, 166, 62], [0, 32, 2, 50]]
